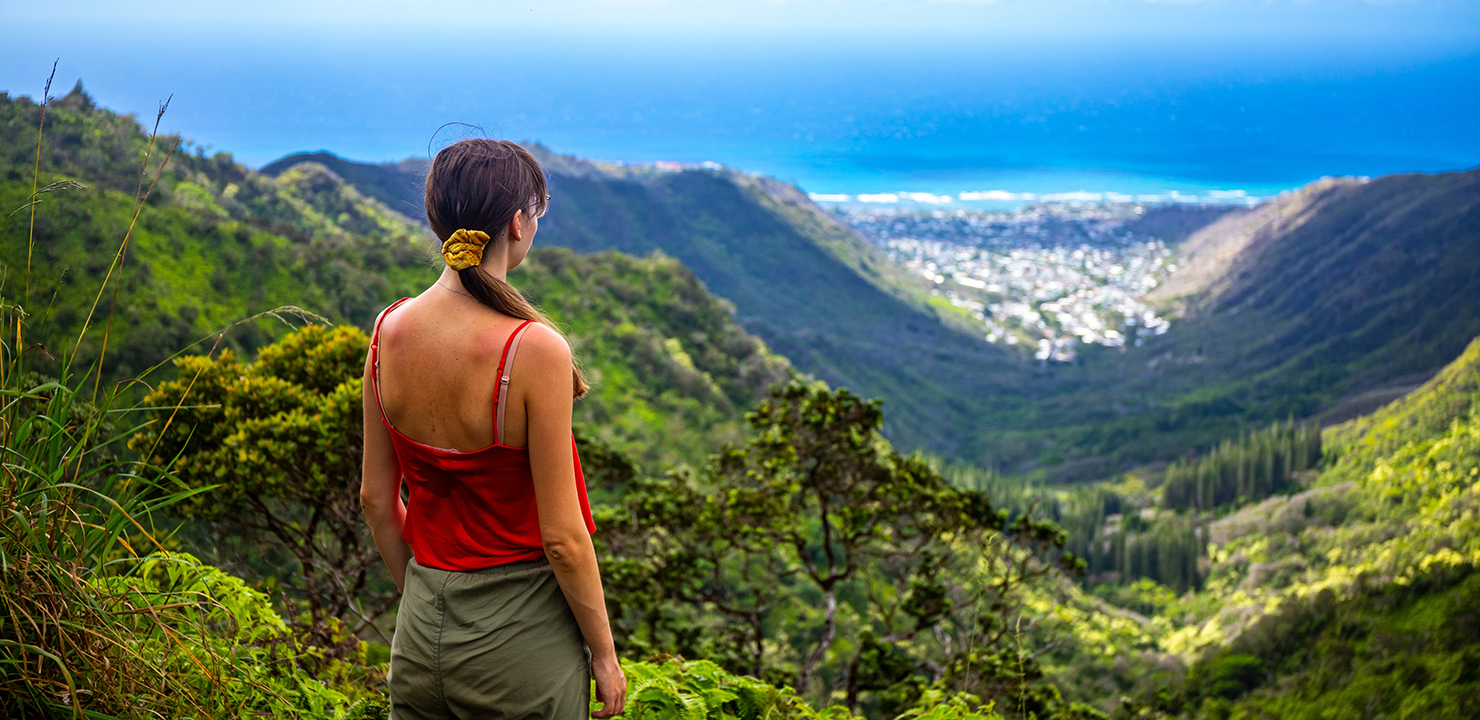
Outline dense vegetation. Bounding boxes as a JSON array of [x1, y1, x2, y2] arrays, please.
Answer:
[[1029, 336, 1480, 717], [918, 336, 1480, 716], [591, 381, 1096, 718], [129, 324, 395, 648], [1160, 420, 1322, 512], [956, 419, 1323, 596], [0, 83, 433, 377], [1146, 335, 1480, 716], [0, 92, 387, 718]]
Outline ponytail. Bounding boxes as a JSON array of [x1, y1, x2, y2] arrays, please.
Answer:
[[424, 138, 588, 399]]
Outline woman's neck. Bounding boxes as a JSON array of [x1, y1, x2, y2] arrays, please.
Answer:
[[476, 240, 512, 282], [434, 241, 510, 294]]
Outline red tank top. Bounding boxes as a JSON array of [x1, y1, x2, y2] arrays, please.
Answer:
[[370, 298, 595, 572]]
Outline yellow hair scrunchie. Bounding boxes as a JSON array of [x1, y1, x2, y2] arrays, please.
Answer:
[[441, 229, 490, 271]]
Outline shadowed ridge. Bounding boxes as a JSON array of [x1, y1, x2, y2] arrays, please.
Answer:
[[1324, 333, 1480, 475], [1146, 178, 1362, 307], [1162, 168, 1480, 393], [261, 151, 430, 222]]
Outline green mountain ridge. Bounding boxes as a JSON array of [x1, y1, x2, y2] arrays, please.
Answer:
[[262, 147, 1042, 459], [0, 86, 785, 469], [260, 151, 431, 222], [260, 148, 1480, 479]]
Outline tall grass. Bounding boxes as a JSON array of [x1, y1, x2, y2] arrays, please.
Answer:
[[0, 69, 371, 720], [0, 319, 206, 717]]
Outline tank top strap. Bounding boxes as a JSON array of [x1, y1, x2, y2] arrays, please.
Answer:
[[493, 320, 538, 445], [369, 298, 413, 427]]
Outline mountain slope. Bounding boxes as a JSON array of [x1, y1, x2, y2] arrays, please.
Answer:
[[513, 247, 792, 468], [1013, 169, 1480, 474], [256, 145, 1480, 473], [264, 148, 1040, 457], [1008, 334, 1480, 715], [1, 87, 437, 376], [0, 87, 783, 468], [1148, 334, 1480, 717], [1150, 170, 1480, 391], [537, 159, 1040, 456]]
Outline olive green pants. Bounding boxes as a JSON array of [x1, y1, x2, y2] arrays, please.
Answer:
[[389, 557, 591, 720]]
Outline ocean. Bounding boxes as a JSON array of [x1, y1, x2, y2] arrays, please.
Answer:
[[3, 26, 1478, 206]]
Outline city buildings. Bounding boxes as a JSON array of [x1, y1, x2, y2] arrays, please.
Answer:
[[837, 204, 1176, 362]]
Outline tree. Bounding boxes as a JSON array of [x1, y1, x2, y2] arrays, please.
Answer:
[[593, 382, 1084, 716], [712, 382, 1000, 693], [131, 325, 390, 647]]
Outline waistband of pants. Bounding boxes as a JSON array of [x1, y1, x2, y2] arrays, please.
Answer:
[[411, 555, 550, 578]]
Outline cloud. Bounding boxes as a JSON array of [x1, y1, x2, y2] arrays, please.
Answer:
[[1039, 190, 1103, 202], [958, 190, 1020, 201], [903, 192, 953, 204], [837, 187, 1264, 207]]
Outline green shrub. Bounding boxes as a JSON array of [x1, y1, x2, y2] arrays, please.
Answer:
[[621, 658, 843, 720], [895, 692, 1005, 720]]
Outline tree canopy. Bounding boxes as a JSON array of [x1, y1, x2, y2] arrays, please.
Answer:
[[594, 382, 1087, 718], [131, 324, 390, 644]]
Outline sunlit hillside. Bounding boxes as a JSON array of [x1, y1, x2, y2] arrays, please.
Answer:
[[1010, 335, 1480, 716]]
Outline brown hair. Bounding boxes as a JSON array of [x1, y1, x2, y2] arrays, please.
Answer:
[[424, 139, 588, 398]]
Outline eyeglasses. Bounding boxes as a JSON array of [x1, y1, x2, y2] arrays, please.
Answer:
[[527, 194, 551, 219]]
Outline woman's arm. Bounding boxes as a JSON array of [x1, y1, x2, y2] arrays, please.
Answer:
[[361, 352, 413, 592], [521, 326, 627, 719]]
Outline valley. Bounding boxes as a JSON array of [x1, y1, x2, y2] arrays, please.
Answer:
[[262, 146, 1480, 479]]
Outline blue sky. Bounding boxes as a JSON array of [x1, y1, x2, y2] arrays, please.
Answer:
[[8, 0, 1480, 40], [4, 1, 1478, 196]]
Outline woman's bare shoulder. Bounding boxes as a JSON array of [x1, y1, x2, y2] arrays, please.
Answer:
[[511, 323, 574, 399], [374, 297, 420, 339], [516, 323, 573, 367]]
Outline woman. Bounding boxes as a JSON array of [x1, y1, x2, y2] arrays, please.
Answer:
[[360, 139, 626, 719]]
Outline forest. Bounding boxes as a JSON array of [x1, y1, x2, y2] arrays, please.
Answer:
[[3, 83, 1480, 720]]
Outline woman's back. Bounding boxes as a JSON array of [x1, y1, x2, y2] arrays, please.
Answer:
[[370, 291, 595, 574], [374, 292, 535, 450]]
